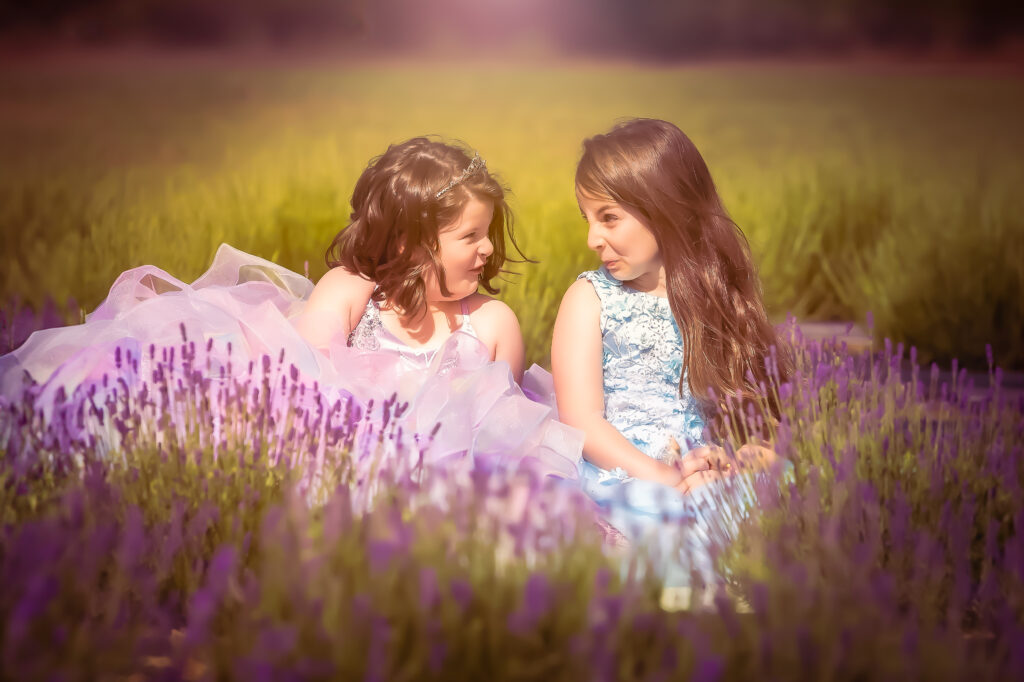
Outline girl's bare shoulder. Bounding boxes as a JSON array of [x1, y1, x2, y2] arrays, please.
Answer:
[[298, 267, 376, 346], [464, 293, 520, 330], [559, 278, 600, 312], [305, 266, 375, 313], [313, 266, 375, 297]]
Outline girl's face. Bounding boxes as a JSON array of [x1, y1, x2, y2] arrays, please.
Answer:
[[577, 189, 662, 286], [426, 197, 495, 302]]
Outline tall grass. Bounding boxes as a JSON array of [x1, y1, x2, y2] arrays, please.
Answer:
[[1, 61, 1021, 368]]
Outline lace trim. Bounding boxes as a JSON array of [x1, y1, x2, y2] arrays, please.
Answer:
[[596, 466, 633, 485]]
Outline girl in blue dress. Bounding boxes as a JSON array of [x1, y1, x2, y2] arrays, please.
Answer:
[[551, 118, 794, 589]]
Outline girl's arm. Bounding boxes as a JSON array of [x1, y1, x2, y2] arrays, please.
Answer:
[[295, 266, 375, 353], [470, 295, 525, 383], [552, 280, 710, 488]]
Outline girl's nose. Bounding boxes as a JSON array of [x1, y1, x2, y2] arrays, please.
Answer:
[[586, 223, 604, 251], [480, 236, 494, 258]]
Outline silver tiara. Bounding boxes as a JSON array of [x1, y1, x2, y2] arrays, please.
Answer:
[[435, 153, 486, 199]]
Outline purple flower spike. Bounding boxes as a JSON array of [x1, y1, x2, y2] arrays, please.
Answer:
[[367, 539, 401, 572], [508, 573, 553, 634], [418, 567, 439, 612], [449, 578, 473, 612], [692, 654, 725, 682], [185, 545, 237, 647], [117, 505, 146, 575]]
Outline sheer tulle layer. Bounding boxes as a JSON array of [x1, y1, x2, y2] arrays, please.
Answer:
[[0, 245, 582, 480]]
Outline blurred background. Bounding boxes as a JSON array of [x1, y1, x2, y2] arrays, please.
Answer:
[[0, 0, 1022, 370], [2, 0, 1022, 55]]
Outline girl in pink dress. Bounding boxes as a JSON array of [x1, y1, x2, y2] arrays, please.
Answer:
[[1, 138, 582, 480]]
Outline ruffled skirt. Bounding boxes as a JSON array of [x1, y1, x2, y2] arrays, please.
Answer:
[[0, 244, 582, 482]]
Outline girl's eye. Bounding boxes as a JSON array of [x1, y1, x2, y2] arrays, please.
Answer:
[[603, 214, 618, 224]]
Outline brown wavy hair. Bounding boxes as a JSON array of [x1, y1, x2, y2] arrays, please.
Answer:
[[576, 118, 793, 425], [327, 137, 524, 318]]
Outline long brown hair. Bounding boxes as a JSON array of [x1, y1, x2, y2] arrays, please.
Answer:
[[576, 118, 793, 423], [327, 137, 524, 318]]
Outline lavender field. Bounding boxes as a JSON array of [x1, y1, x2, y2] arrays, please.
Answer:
[[1, 55, 1023, 680], [2, 312, 1022, 679]]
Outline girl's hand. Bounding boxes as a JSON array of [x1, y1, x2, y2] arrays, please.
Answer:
[[666, 438, 714, 477], [735, 442, 778, 469], [666, 439, 732, 494], [674, 469, 724, 494], [666, 439, 733, 473], [665, 438, 713, 494], [674, 443, 782, 494]]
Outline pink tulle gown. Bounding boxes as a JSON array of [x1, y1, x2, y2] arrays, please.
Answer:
[[0, 244, 582, 481]]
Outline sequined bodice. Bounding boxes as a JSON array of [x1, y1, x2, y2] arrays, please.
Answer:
[[347, 297, 477, 371], [579, 267, 706, 463]]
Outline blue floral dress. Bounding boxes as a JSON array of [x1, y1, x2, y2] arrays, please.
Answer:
[[577, 267, 745, 588]]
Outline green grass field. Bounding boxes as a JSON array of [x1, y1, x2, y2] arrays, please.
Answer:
[[1, 57, 1021, 369]]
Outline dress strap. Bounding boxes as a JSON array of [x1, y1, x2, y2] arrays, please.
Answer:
[[458, 299, 476, 335], [347, 298, 383, 350], [578, 267, 630, 331], [578, 267, 622, 304]]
